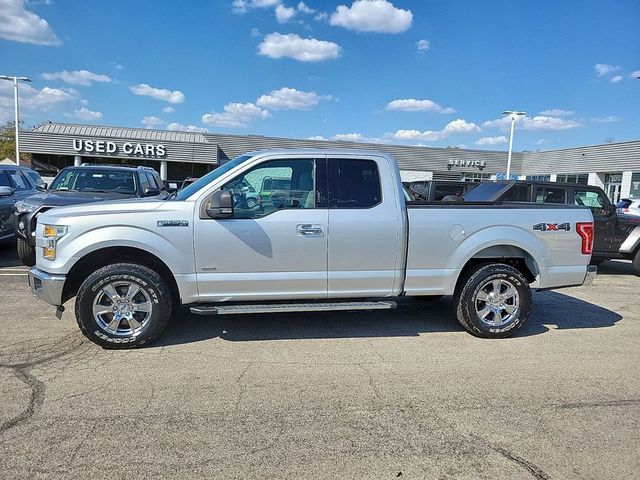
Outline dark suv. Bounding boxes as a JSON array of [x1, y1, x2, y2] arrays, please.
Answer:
[[0, 165, 44, 242], [463, 180, 640, 273], [15, 164, 168, 266]]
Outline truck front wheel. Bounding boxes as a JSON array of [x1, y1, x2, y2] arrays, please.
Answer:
[[454, 263, 531, 338], [75, 263, 172, 349], [17, 238, 36, 267]]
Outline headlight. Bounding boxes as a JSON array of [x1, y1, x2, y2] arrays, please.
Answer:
[[14, 201, 38, 214], [42, 224, 68, 260]]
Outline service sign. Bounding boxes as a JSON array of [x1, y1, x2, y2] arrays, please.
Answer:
[[72, 139, 167, 158], [448, 159, 486, 169]]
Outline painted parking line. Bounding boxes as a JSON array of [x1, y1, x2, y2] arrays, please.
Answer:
[[0, 273, 28, 276]]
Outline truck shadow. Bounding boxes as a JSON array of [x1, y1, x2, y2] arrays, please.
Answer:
[[0, 240, 23, 268], [597, 260, 637, 276], [157, 291, 622, 346]]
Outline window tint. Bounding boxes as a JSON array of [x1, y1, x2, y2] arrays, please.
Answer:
[[6, 170, 29, 191], [50, 169, 136, 194], [0, 171, 10, 188], [574, 189, 606, 215], [502, 184, 529, 202], [138, 172, 150, 192], [24, 170, 43, 187], [222, 159, 316, 219], [433, 184, 466, 201], [534, 186, 566, 204], [329, 159, 381, 209], [145, 172, 159, 189]]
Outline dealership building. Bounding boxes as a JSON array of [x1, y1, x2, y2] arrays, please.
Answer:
[[19, 122, 640, 202]]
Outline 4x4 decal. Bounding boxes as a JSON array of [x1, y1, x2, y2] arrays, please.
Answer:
[[533, 222, 571, 232]]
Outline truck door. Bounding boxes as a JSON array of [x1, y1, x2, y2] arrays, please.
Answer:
[[572, 187, 623, 254], [194, 157, 328, 302], [326, 157, 402, 297]]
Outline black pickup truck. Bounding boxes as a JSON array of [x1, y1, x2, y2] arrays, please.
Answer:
[[403, 180, 478, 202], [14, 164, 168, 266], [463, 180, 640, 273]]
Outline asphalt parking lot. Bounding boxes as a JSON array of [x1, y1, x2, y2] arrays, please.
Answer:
[[1, 242, 639, 480]]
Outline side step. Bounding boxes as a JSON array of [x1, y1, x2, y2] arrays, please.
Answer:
[[190, 300, 397, 316]]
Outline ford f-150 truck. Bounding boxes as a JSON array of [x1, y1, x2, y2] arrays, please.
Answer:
[[28, 149, 596, 348]]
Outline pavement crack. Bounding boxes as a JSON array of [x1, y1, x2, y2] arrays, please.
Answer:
[[491, 445, 552, 480], [357, 363, 381, 400], [234, 362, 253, 415], [0, 366, 46, 435], [555, 398, 640, 410]]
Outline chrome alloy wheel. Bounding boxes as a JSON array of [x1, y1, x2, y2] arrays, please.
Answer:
[[474, 279, 520, 327], [92, 281, 153, 337]]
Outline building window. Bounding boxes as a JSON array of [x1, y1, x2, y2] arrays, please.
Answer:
[[557, 173, 589, 184], [525, 175, 551, 182], [462, 172, 491, 182]]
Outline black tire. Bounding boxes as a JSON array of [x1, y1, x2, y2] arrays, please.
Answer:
[[454, 263, 531, 338], [246, 197, 258, 209], [17, 238, 36, 267], [75, 263, 172, 349], [632, 249, 640, 276]]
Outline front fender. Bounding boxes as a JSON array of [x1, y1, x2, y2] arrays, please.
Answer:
[[36, 225, 195, 275]]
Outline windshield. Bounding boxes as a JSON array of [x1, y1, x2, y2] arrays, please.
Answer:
[[462, 182, 511, 201], [50, 169, 137, 194], [174, 155, 253, 200]]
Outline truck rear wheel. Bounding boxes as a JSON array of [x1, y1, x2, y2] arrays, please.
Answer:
[[75, 263, 172, 349], [454, 263, 531, 338], [17, 238, 36, 267], [632, 249, 640, 276]]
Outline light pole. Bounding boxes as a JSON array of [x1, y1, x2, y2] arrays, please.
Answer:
[[0, 75, 32, 166], [502, 110, 526, 179]]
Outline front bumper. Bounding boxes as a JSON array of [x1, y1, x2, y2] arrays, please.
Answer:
[[28, 267, 66, 306], [582, 265, 597, 286]]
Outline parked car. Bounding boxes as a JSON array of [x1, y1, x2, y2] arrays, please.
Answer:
[[14, 164, 168, 266], [463, 180, 640, 272], [404, 180, 478, 202], [28, 149, 595, 348], [0, 165, 44, 242], [617, 198, 640, 219]]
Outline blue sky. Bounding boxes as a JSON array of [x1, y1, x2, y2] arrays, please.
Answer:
[[0, 0, 639, 151]]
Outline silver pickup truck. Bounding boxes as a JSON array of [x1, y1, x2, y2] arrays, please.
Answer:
[[28, 149, 597, 348]]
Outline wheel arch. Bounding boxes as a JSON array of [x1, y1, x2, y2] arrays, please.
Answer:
[[62, 246, 181, 305]]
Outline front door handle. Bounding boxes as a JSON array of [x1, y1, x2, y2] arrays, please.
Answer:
[[297, 224, 324, 237]]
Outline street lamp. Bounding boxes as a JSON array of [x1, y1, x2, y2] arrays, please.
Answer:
[[0, 75, 32, 166], [502, 110, 526, 179]]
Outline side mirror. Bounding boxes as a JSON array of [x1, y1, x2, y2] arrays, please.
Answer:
[[206, 190, 234, 219], [36, 183, 47, 191], [0, 186, 15, 197], [143, 186, 161, 197]]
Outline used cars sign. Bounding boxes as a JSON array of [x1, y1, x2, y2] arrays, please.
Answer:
[[72, 139, 167, 157]]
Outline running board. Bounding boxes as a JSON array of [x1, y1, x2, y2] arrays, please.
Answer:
[[190, 301, 397, 316]]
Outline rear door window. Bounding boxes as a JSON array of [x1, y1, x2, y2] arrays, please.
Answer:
[[6, 170, 29, 191], [0, 171, 11, 188], [433, 184, 466, 201], [328, 159, 381, 209], [502, 184, 529, 202], [534, 186, 566, 204]]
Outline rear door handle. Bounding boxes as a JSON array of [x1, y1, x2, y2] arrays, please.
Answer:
[[297, 224, 324, 237]]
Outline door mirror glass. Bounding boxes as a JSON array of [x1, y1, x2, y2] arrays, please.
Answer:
[[143, 186, 160, 197], [0, 186, 14, 197], [36, 182, 47, 191], [206, 189, 234, 219]]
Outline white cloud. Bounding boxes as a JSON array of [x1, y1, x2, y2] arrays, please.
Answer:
[[307, 135, 328, 140], [386, 98, 455, 114], [0, 0, 60, 45], [475, 136, 508, 146], [42, 69, 112, 86], [250, 27, 262, 37], [539, 109, 574, 117], [416, 39, 429, 52], [167, 122, 208, 133], [74, 107, 103, 120], [162, 106, 175, 113], [590, 116, 620, 123], [258, 32, 341, 62], [610, 75, 623, 83], [232, 0, 281, 14], [0, 82, 77, 120], [594, 63, 620, 77], [256, 87, 331, 110], [130, 83, 185, 104], [297, 1, 315, 14], [202, 102, 270, 128], [333, 133, 364, 141], [141, 116, 164, 128], [631, 70, 640, 78], [482, 115, 580, 131], [535, 139, 548, 146], [390, 119, 480, 142], [275, 4, 296, 22], [330, 0, 412, 34]]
